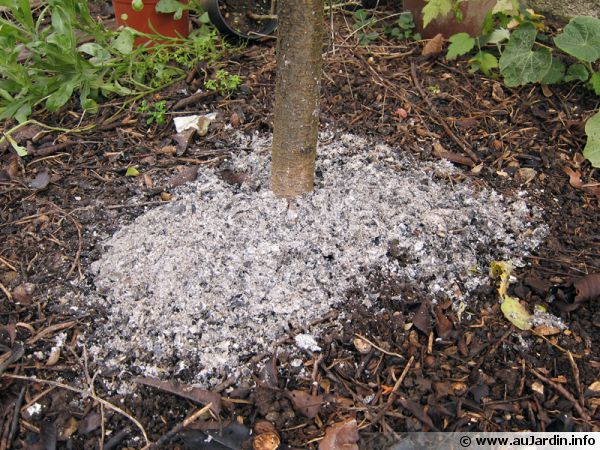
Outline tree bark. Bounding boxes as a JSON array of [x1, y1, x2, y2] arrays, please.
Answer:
[[271, 0, 324, 199]]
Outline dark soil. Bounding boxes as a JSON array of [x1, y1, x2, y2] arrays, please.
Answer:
[[218, 0, 275, 37], [1, 4, 599, 450]]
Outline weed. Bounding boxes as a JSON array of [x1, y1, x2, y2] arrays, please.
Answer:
[[353, 9, 379, 45], [385, 12, 421, 41], [137, 99, 168, 125], [204, 70, 242, 96]]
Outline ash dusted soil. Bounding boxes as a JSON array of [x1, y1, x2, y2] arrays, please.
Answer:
[[87, 132, 546, 387]]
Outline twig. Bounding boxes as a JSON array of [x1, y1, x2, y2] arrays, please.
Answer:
[[1, 374, 150, 446], [355, 334, 405, 360], [142, 404, 212, 450], [567, 351, 585, 410], [6, 386, 26, 449], [372, 356, 415, 425], [0, 282, 12, 302], [173, 91, 216, 110], [0, 343, 24, 377], [31, 141, 75, 157], [529, 367, 591, 422], [410, 60, 479, 163]]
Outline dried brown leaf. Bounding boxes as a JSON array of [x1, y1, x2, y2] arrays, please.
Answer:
[[319, 419, 359, 450], [574, 273, 600, 304], [78, 412, 102, 435], [285, 390, 323, 418], [253, 432, 280, 450], [134, 377, 222, 414], [12, 283, 35, 304], [413, 300, 432, 335], [399, 398, 438, 430], [564, 167, 600, 199], [433, 305, 453, 338], [422, 33, 444, 56], [164, 165, 199, 189]]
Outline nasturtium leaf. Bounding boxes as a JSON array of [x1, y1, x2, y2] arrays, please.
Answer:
[[501, 295, 532, 330], [422, 0, 452, 29], [126, 166, 140, 176], [492, 0, 519, 15], [564, 63, 589, 82], [112, 28, 134, 55], [554, 16, 600, 63], [499, 22, 552, 86], [584, 111, 600, 168], [590, 72, 600, 95], [155, 0, 186, 20], [540, 57, 564, 84], [446, 33, 475, 60]]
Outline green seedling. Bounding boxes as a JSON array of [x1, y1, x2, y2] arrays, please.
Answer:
[[385, 12, 421, 41], [353, 9, 379, 45], [137, 100, 168, 125], [204, 70, 242, 96]]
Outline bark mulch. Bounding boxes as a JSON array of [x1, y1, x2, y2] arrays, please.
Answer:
[[1, 6, 599, 450]]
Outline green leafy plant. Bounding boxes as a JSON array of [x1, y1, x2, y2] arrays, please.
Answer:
[[352, 9, 379, 45], [204, 70, 242, 96], [137, 99, 168, 125], [0, 0, 225, 124], [384, 12, 421, 41]]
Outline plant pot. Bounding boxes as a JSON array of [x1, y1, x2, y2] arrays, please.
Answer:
[[112, 0, 190, 44], [199, 0, 277, 40], [405, 0, 497, 38]]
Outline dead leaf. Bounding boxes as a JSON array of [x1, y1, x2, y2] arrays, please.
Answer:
[[164, 165, 199, 189], [533, 325, 561, 336], [353, 337, 372, 354], [587, 381, 600, 392], [574, 273, 600, 304], [319, 419, 359, 450], [564, 167, 600, 199], [531, 381, 544, 395], [12, 283, 35, 304], [29, 170, 50, 190], [413, 301, 431, 335], [517, 168, 536, 184], [433, 305, 453, 338], [142, 174, 154, 189], [253, 432, 280, 450], [172, 128, 196, 154], [491, 82, 505, 102], [78, 412, 102, 434], [432, 142, 475, 167], [422, 33, 444, 56], [285, 390, 323, 418], [134, 377, 222, 414], [399, 398, 438, 430]]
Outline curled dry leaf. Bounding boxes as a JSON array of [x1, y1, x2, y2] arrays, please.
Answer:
[[253, 432, 280, 450], [319, 419, 359, 450], [564, 167, 600, 199], [574, 273, 600, 304], [353, 337, 371, 354], [285, 390, 323, 418], [134, 377, 222, 414], [422, 33, 444, 56], [433, 305, 453, 339], [46, 347, 61, 366], [412, 300, 432, 335]]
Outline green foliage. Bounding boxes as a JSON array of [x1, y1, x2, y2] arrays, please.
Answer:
[[447, 32, 475, 60], [204, 70, 242, 96], [137, 99, 168, 125], [0, 0, 224, 123], [385, 12, 421, 41], [554, 16, 600, 63], [469, 51, 498, 75], [584, 112, 600, 167], [353, 9, 379, 44], [422, 0, 455, 29], [155, 0, 190, 21]]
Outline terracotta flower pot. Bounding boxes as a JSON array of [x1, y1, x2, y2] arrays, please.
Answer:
[[405, 0, 497, 38], [112, 0, 190, 44]]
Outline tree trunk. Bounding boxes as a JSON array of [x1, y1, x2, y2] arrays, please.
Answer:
[[271, 0, 324, 199]]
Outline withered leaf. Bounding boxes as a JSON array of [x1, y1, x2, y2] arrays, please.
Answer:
[[564, 167, 600, 199], [12, 282, 35, 304], [134, 377, 222, 414], [399, 398, 438, 431], [319, 419, 359, 450], [574, 273, 600, 304], [163, 165, 199, 189], [413, 301, 432, 335], [29, 170, 50, 190], [285, 390, 323, 418], [433, 305, 453, 339], [78, 412, 102, 435], [422, 33, 444, 57]]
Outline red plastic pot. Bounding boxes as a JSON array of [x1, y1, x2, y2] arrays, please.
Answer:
[[405, 0, 497, 38], [112, 0, 190, 44]]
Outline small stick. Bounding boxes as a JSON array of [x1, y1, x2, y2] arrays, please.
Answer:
[[529, 367, 591, 422], [372, 356, 415, 425], [7, 386, 26, 449], [0, 282, 12, 302], [142, 404, 212, 450], [355, 333, 405, 360], [173, 91, 216, 110], [567, 351, 585, 410]]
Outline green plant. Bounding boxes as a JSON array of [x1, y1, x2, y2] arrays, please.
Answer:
[[445, 14, 600, 166], [385, 12, 421, 41], [0, 0, 225, 124], [352, 8, 379, 44], [129, 0, 191, 20], [204, 70, 242, 96], [137, 99, 168, 125]]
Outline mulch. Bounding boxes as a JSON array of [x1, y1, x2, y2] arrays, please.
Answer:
[[1, 4, 599, 449]]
